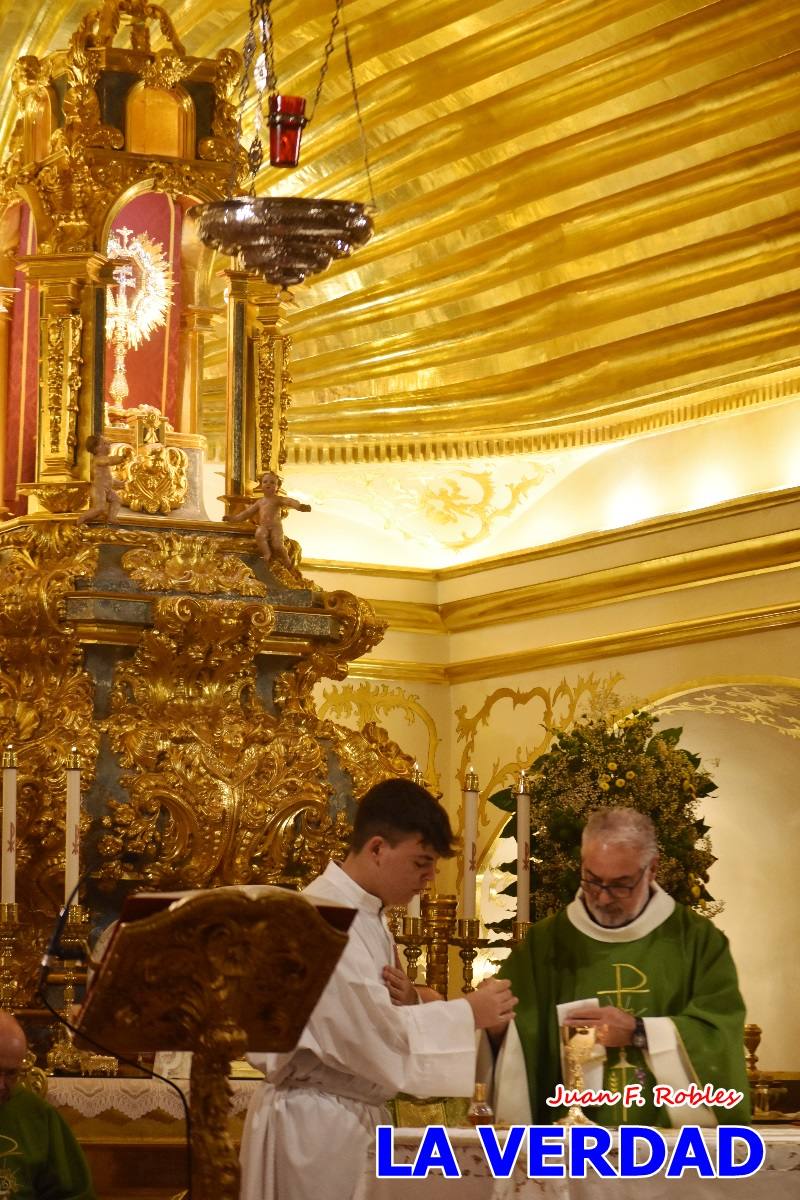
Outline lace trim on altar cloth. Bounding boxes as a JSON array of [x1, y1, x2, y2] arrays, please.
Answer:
[[46, 1076, 259, 1120]]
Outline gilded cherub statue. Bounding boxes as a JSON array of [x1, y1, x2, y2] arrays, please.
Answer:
[[76, 435, 130, 525], [223, 471, 311, 573]]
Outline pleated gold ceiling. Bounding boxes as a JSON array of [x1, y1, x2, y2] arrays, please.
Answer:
[[2, 0, 799, 463]]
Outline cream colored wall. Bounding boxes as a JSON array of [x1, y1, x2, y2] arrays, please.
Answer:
[[307, 482, 800, 1071]]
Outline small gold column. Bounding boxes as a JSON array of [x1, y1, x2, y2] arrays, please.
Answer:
[[248, 280, 287, 477], [17, 253, 106, 507], [0, 303, 12, 519], [177, 305, 217, 435], [222, 270, 250, 508]]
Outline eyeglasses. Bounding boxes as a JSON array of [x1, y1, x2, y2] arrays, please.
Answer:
[[580, 865, 647, 899]]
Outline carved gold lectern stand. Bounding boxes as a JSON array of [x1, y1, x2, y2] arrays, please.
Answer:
[[78, 888, 352, 1200]]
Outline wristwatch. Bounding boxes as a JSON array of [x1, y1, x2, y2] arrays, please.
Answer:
[[631, 1017, 648, 1050]]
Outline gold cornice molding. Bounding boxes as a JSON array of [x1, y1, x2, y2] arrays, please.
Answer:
[[285, 370, 800, 464], [349, 660, 448, 684], [440, 528, 800, 633], [350, 605, 800, 686], [364, 522, 800, 637], [370, 600, 444, 635], [444, 602, 800, 684]]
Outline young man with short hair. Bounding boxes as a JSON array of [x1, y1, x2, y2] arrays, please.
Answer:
[[240, 778, 517, 1200]]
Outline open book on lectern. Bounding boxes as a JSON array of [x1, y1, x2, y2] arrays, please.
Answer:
[[78, 884, 355, 1057]]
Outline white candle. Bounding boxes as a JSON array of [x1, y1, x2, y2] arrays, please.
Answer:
[[516, 770, 531, 923], [462, 766, 479, 919], [1, 745, 17, 906], [65, 747, 81, 905], [407, 762, 424, 917]]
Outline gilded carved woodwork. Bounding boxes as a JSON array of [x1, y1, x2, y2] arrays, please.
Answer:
[[274, 591, 388, 724], [0, 525, 99, 923], [45, 314, 83, 458], [255, 332, 277, 476], [97, 593, 332, 888], [117, 443, 189, 514], [79, 889, 349, 1200], [321, 721, 418, 801], [197, 50, 246, 169], [1, 0, 243, 257], [0, 521, 395, 910], [121, 533, 267, 596]]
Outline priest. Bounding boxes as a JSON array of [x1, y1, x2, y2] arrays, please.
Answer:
[[0, 1012, 96, 1199], [240, 778, 518, 1200], [492, 807, 750, 1127]]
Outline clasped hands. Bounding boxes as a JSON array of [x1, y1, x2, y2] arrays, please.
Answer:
[[382, 965, 518, 1031]]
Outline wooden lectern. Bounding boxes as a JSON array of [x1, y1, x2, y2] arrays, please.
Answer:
[[78, 886, 353, 1200]]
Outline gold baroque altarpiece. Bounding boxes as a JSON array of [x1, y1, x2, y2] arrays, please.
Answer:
[[0, 0, 417, 1010]]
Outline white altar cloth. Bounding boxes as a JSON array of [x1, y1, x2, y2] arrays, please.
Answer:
[[354, 1127, 800, 1200], [46, 1075, 259, 1120]]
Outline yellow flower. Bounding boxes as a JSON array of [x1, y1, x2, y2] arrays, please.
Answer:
[[599, 781, 610, 791], [691, 884, 701, 898], [625, 770, 636, 780], [615, 778, 626, 788], [607, 761, 618, 771]]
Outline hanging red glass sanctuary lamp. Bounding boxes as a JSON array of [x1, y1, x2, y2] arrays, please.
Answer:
[[192, 0, 375, 288], [268, 93, 306, 168]]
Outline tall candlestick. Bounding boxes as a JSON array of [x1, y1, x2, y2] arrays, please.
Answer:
[[516, 769, 531, 924], [462, 766, 479, 919], [1, 746, 17, 906], [65, 746, 81, 905], [406, 764, 427, 918]]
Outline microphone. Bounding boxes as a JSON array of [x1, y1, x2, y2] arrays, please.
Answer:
[[38, 872, 91, 994]]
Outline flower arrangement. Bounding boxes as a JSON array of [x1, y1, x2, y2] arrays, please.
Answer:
[[488, 707, 718, 922]]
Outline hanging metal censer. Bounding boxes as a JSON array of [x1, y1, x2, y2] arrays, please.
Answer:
[[191, 0, 375, 289]]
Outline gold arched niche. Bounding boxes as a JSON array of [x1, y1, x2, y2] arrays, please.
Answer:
[[125, 82, 195, 160], [99, 180, 220, 440]]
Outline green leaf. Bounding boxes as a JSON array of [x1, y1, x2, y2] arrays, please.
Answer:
[[655, 726, 683, 746], [487, 786, 515, 813]]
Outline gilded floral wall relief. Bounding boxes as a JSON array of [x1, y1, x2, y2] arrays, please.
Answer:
[[454, 673, 623, 864], [317, 682, 441, 792]]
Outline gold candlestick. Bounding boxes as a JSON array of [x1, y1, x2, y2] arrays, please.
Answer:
[[383, 906, 404, 938], [421, 893, 457, 997], [451, 917, 489, 993], [511, 920, 532, 946], [396, 916, 426, 983], [46, 904, 92, 1075], [0, 903, 22, 1011], [744, 1023, 762, 1080]]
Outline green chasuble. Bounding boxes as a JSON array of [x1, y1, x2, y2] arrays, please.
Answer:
[[0, 1089, 95, 1200], [498, 888, 750, 1127]]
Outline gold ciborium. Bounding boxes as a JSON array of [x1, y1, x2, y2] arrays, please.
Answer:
[[556, 1024, 599, 1126]]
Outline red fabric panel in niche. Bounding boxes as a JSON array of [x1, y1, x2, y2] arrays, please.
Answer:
[[4, 206, 39, 515], [105, 192, 182, 427]]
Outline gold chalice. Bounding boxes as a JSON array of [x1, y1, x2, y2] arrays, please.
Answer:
[[556, 1024, 599, 1126]]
